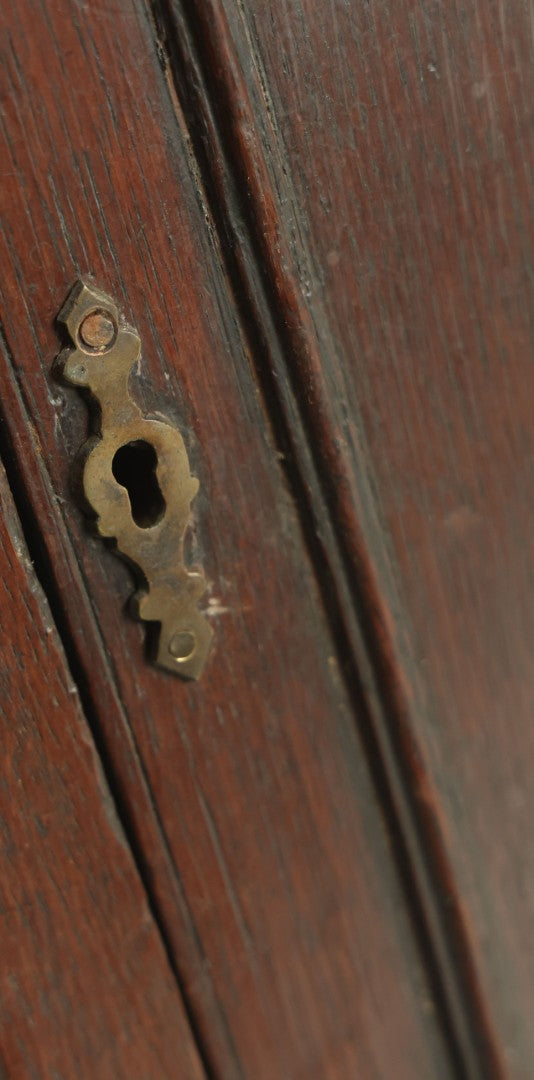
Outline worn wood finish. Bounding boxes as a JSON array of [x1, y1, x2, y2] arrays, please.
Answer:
[[160, 0, 534, 1075], [0, 2, 455, 1078], [0, 462, 204, 1078]]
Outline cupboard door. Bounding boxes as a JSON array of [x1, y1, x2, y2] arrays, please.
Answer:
[[0, 1, 459, 1077]]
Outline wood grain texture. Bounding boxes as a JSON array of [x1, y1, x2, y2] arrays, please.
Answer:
[[0, 462, 204, 1079], [159, 0, 534, 1076], [0, 1, 455, 1078]]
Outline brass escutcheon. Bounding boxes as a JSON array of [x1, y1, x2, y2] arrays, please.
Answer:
[[54, 280, 213, 680]]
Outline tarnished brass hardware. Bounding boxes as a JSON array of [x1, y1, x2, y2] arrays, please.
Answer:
[[54, 280, 213, 680]]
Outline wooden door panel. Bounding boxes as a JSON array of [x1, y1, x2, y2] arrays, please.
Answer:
[[0, 2, 455, 1077], [0, 462, 204, 1079], [157, 0, 534, 1075]]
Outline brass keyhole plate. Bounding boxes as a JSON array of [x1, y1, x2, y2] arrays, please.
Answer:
[[54, 279, 213, 680]]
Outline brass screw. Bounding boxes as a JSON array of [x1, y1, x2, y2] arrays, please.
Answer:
[[168, 631, 196, 662], [79, 309, 116, 350]]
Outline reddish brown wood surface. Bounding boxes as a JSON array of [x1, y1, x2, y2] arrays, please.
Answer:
[[158, 0, 534, 1076], [0, 462, 204, 1078], [0, 2, 456, 1079]]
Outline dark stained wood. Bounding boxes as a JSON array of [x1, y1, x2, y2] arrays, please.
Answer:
[[0, 2, 456, 1078], [0, 461, 204, 1078], [158, 0, 534, 1076]]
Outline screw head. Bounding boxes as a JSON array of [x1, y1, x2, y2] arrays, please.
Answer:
[[168, 631, 196, 662], [79, 309, 116, 351]]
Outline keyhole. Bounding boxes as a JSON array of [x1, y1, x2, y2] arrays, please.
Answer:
[[112, 440, 166, 528]]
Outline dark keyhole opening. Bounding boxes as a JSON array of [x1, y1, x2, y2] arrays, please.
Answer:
[[112, 440, 166, 528]]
